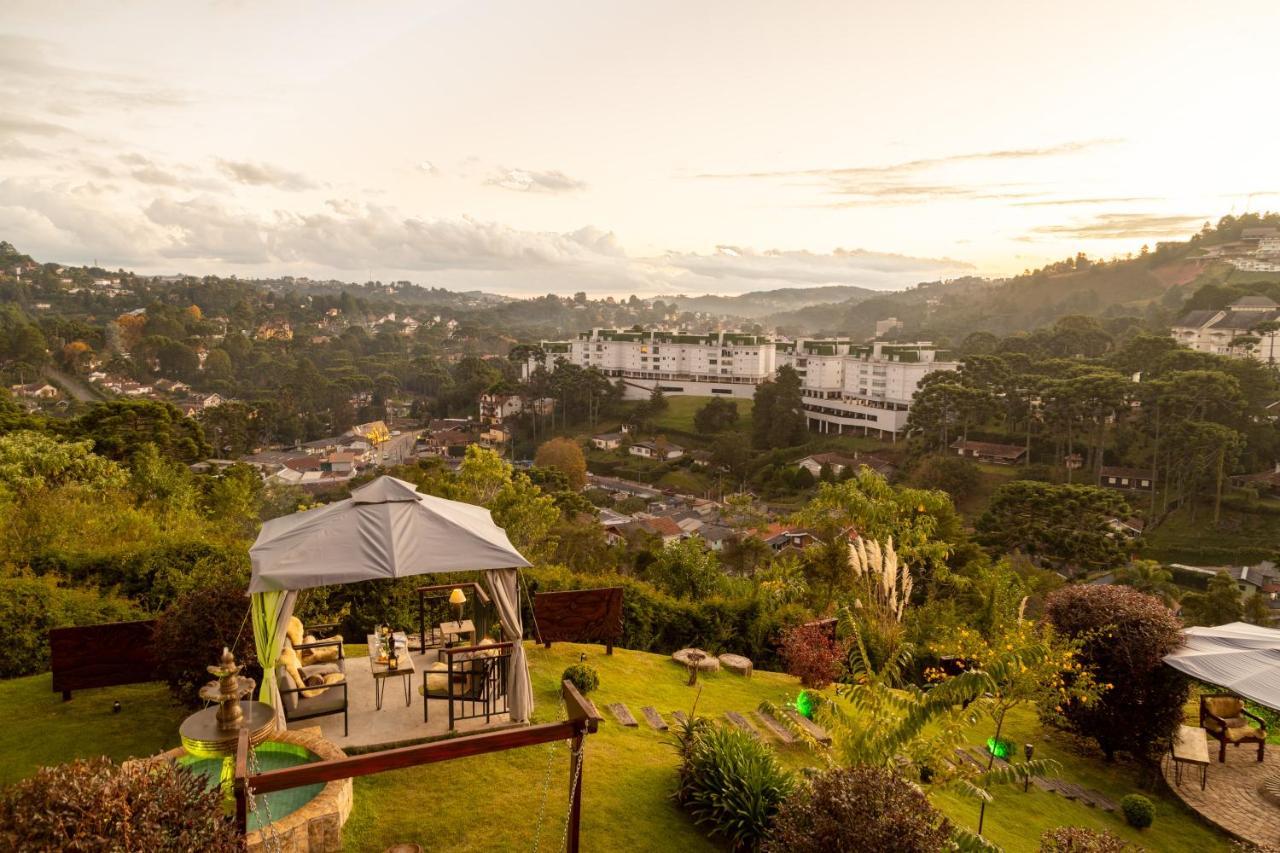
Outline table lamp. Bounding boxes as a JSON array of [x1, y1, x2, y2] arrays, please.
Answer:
[[449, 587, 466, 623]]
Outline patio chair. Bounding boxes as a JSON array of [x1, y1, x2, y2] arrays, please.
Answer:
[[420, 639, 509, 725], [277, 639, 349, 737], [1200, 693, 1266, 763]]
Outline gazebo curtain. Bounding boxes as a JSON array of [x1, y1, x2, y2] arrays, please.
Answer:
[[250, 589, 297, 728], [485, 567, 533, 722]]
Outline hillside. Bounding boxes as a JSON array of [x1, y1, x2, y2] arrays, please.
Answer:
[[670, 285, 878, 319]]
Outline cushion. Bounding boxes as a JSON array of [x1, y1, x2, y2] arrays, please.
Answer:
[[301, 663, 340, 679], [294, 685, 346, 716], [1224, 724, 1264, 742], [301, 672, 345, 699], [279, 645, 306, 697], [422, 661, 450, 695], [276, 665, 299, 713], [286, 616, 304, 647], [1206, 697, 1244, 719]]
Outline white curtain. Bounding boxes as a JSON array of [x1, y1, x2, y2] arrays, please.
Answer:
[[250, 589, 298, 730], [485, 567, 533, 722]]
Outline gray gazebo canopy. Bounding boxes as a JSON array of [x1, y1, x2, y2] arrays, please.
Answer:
[[1163, 622, 1280, 712], [248, 475, 534, 723]]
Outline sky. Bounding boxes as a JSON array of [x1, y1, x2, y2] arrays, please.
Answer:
[[2, 1, 1279, 297]]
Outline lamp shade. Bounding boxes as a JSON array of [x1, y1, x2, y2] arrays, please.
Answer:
[[449, 588, 467, 606]]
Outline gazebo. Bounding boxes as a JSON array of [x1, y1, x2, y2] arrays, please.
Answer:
[[247, 475, 534, 726], [1163, 621, 1280, 710]]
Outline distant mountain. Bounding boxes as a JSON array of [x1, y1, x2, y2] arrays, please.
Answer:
[[670, 285, 879, 319]]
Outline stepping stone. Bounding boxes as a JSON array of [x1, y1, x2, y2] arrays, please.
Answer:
[[783, 709, 832, 745], [671, 710, 688, 725], [718, 653, 753, 677], [607, 703, 638, 727], [672, 648, 720, 672], [750, 710, 796, 744], [954, 748, 987, 771], [724, 711, 759, 739], [641, 706, 668, 731]]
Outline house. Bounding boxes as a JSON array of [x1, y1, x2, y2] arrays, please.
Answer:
[[1098, 466, 1155, 492], [154, 378, 190, 395], [796, 451, 896, 479], [760, 524, 821, 553], [951, 439, 1027, 465], [1233, 462, 1280, 495], [1107, 517, 1146, 539], [320, 452, 360, 476], [592, 432, 626, 451], [9, 382, 58, 399], [617, 516, 684, 546], [699, 524, 736, 552], [688, 449, 713, 468], [348, 420, 390, 445], [629, 440, 684, 461], [1172, 562, 1280, 599], [597, 508, 633, 528], [255, 319, 294, 341]]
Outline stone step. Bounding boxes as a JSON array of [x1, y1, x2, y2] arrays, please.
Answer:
[[671, 710, 688, 726], [783, 709, 832, 745], [750, 710, 796, 744], [724, 711, 759, 739], [606, 702, 638, 727], [641, 706, 668, 732]]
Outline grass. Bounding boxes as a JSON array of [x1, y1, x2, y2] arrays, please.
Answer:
[[0, 644, 1232, 852], [625, 396, 754, 443], [1141, 500, 1280, 564]]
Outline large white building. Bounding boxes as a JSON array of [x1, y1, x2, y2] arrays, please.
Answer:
[[778, 340, 959, 438], [524, 329, 958, 437], [526, 329, 776, 400], [1171, 296, 1280, 364]]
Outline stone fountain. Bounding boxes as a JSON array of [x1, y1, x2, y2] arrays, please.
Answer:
[[179, 647, 275, 759]]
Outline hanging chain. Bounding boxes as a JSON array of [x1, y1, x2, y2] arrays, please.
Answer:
[[529, 735, 560, 853], [244, 742, 284, 853]]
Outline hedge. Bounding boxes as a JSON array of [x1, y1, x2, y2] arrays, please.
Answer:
[[0, 576, 144, 678]]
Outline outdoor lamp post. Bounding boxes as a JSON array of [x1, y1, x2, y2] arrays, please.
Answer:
[[1024, 743, 1035, 792], [449, 587, 467, 623]]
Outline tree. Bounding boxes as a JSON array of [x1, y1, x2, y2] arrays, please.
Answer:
[[645, 537, 723, 599], [975, 482, 1131, 575], [906, 454, 980, 501], [71, 400, 211, 463], [1179, 571, 1243, 627], [753, 365, 806, 449], [693, 397, 739, 434], [534, 437, 587, 491], [1113, 560, 1179, 606], [1042, 584, 1189, 763]]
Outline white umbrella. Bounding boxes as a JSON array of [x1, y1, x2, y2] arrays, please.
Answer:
[[249, 475, 531, 593], [1163, 621, 1280, 711]]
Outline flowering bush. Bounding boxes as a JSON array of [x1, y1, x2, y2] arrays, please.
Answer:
[[778, 622, 843, 689]]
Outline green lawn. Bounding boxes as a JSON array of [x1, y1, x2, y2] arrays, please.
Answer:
[[626, 395, 754, 442], [1141, 500, 1280, 565], [0, 644, 1231, 852]]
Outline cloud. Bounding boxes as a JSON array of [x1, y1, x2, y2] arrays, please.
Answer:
[[653, 245, 973, 291], [486, 167, 587, 193], [0, 177, 160, 261], [1013, 196, 1159, 207], [0, 113, 70, 137], [1027, 213, 1205, 240], [417, 161, 438, 175], [694, 139, 1119, 208], [216, 159, 317, 191]]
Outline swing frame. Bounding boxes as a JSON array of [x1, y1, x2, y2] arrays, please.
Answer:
[[234, 679, 600, 851]]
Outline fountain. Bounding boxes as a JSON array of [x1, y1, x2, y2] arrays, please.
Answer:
[[178, 647, 276, 759], [138, 648, 353, 852]]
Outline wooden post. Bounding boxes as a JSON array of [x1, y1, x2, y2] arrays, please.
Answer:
[[233, 727, 250, 836]]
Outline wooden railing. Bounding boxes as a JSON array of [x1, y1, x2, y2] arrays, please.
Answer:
[[416, 581, 491, 652], [234, 680, 601, 851]]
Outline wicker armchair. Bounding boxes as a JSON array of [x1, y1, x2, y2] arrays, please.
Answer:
[[1200, 693, 1266, 763]]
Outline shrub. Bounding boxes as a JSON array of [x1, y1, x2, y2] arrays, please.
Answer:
[[778, 622, 843, 689], [561, 663, 599, 694], [0, 756, 240, 852], [1042, 584, 1189, 762], [764, 765, 952, 853], [1119, 794, 1154, 829], [1039, 826, 1133, 852], [675, 723, 795, 851], [0, 575, 142, 678], [152, 572, 255, 706]]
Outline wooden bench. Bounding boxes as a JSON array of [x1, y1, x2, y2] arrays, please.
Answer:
[[1171, 724, 1210, 790]]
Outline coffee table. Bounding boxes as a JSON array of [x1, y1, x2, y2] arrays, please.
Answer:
[[439, 619, 475, 646], [1171, 724, 1210, 790], [367, 632, 416, 710]]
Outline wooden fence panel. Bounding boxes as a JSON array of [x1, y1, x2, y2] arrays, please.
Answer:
[[533, 587, 624, 654], [50, 619, 158, 700]]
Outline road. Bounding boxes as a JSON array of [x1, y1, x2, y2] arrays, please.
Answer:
[[41, 366, 101, 403], [376, 430, 422, 466]]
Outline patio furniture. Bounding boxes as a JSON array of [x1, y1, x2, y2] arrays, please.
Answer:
[[1170, 724, 1210, 789], [422, 639, 512, 729], [277, 639, 348, 736], [1201, 693, 1267, 763], [367, 632, 416, 710], [286, 616, 343, 665], [440, 619, 475, 647]]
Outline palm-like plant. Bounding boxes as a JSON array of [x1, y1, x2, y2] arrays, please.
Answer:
[[1114, 559, 1180, 606]]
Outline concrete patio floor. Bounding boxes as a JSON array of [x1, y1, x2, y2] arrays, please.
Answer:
[[286, 650, 511, 749], [1161, 730, 1280, 848]]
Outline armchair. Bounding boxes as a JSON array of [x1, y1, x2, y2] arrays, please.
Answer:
[[1200, 693, 1266, 763], [278, 639, 349, 737]]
